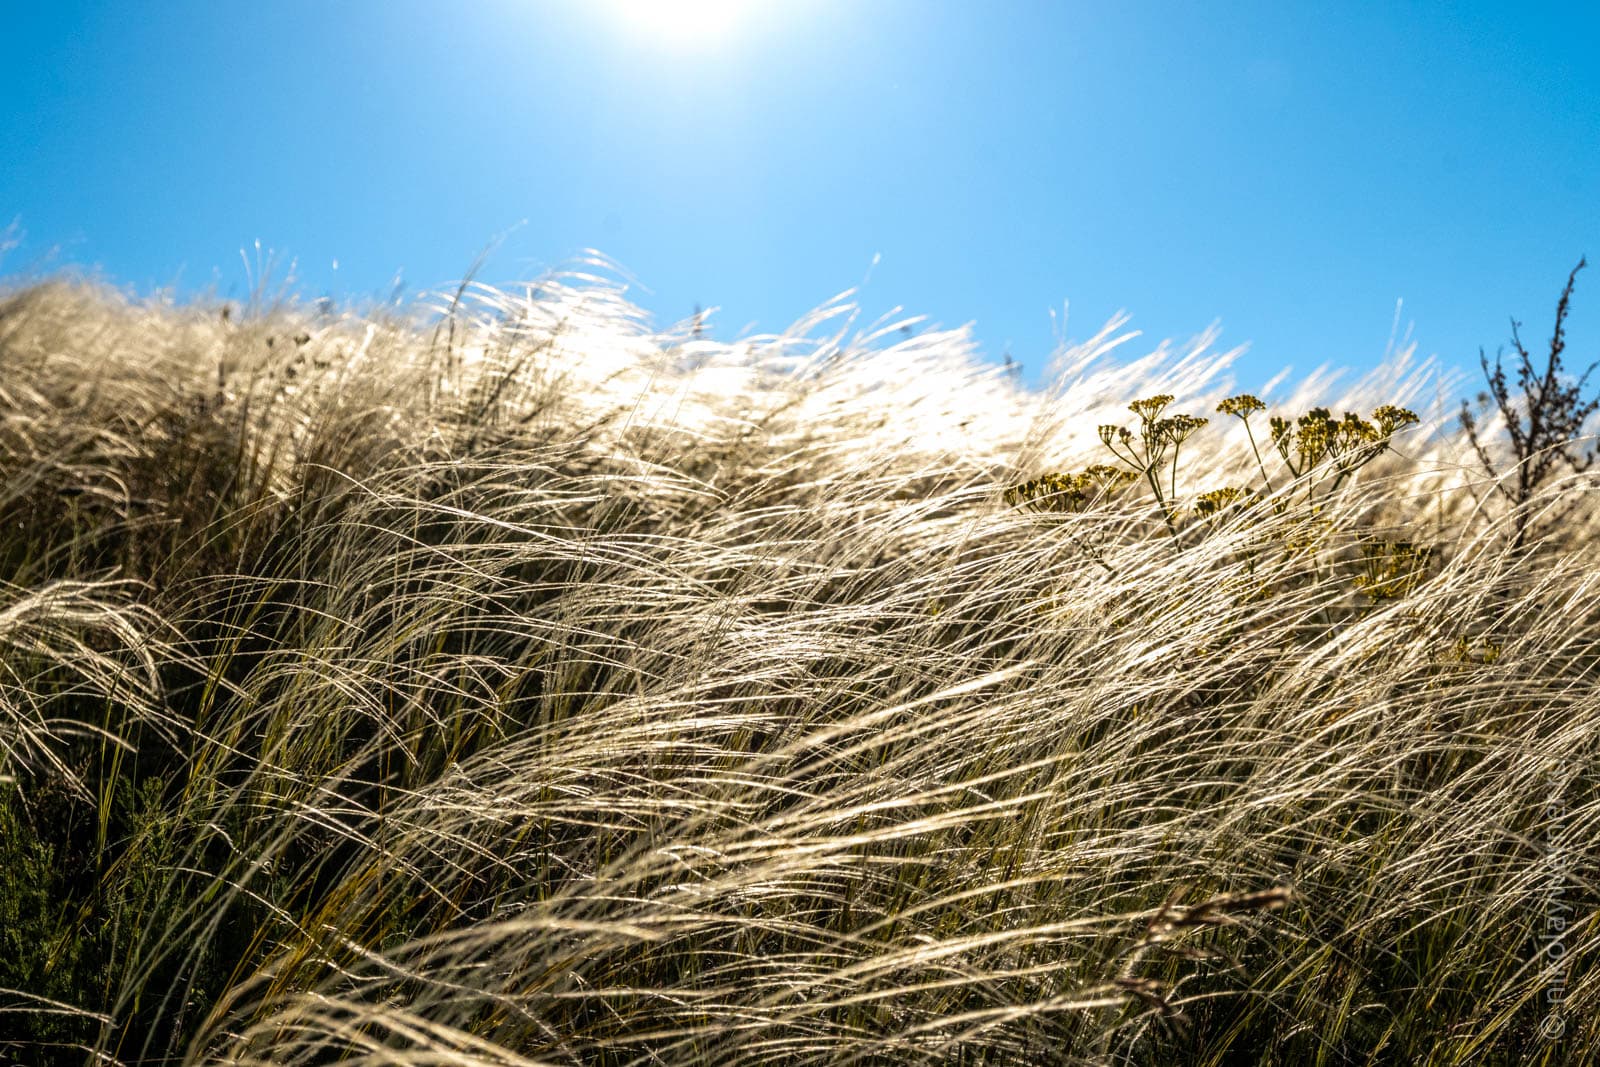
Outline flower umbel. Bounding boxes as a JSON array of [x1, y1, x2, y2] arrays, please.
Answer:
[[1193, 486, 1252, 519], [1217, 394, 1266, 418]]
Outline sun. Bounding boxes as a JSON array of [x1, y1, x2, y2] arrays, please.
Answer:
[[609, 0, 749, 46]]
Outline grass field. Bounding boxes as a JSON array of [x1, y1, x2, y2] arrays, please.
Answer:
[[0, 266, 1595, 1065]]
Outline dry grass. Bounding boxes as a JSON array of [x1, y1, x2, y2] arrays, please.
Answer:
[[0, 264, 1595, 1065]]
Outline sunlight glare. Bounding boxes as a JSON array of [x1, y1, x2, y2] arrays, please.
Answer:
[[610, 0, 749, 46]]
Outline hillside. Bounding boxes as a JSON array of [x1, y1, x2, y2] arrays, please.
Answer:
[[0, 270, 1595, 1065]]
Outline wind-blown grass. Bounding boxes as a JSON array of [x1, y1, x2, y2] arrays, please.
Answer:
[[0, 264, 1595, 1065]]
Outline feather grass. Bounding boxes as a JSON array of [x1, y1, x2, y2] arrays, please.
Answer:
[[0, 265, 1594, 1065]]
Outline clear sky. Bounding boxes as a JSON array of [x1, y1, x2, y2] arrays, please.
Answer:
[[3, 0, 1597, 390]]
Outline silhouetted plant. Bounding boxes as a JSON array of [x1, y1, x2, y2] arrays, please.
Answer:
[[1460, 257, 1598, 552]]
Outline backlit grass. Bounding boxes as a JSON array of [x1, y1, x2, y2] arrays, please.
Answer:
[[0, 266, 1595, 1065]]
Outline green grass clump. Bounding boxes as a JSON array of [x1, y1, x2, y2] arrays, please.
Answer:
[[0, 267, 1595, 1065]]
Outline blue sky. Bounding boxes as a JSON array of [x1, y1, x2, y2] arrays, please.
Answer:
[[3, 0, 1597, 390]]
